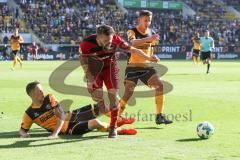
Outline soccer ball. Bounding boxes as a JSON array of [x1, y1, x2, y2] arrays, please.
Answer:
[[197, 122, 214, 139]]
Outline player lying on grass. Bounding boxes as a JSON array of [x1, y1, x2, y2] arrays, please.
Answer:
[[19, 81, 137, 139]]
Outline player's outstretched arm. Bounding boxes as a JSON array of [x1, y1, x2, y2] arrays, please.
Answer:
[[129, 47, 160, 62], [49, 105, 65, 139], [79, 54, 89, 74], [79, 47, 92, 78], [19, 113, 33, 138], [130, 34, 159, 46]]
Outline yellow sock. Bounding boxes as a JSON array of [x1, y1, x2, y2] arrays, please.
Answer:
[[156, 94, 165, 114], [97, 122, 124, 134], [16, 56, 22, 64], [193, 56, 197, 64], [97, 122, 109, 132], [118, 99, 127, 116], [197, 57, 200, 64], [12, 57, 17, 68], [104, 99, 126, 118]]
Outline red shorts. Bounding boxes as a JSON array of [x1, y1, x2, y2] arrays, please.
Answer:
[[32, 52, 37, 56], [90, 65, 119, 90]]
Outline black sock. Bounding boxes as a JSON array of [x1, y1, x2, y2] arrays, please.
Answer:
[[207, 64, 210, 72]]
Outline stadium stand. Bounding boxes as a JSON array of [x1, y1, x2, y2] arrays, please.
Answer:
[[0, 3, 16, 33], [0, 0, 239, 46], [15, 0, 124, 44], [222, 0, 240, 11]]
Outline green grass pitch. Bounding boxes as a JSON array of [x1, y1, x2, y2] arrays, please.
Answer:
[[0, 60, 240, 160]]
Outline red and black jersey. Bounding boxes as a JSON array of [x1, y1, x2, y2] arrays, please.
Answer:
[[80, 34, 131, 70]]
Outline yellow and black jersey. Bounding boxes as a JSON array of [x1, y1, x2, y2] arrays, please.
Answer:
[[191, 36, 201, 50], [9, 35, 23, 51], [21, 94, 71, 134], [127, 27, 157, 64]]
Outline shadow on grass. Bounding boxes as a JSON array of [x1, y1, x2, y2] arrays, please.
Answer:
[[135, 127, 163, 130], [167, 73, 192, 76], [0, 128, 107, 149], [176, 137, 208, 142], [0, 134, 107, 149], [0, 128, 50, 139]]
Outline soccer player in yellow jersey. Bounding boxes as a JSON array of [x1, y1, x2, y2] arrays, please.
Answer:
[[191, 32, 201, 65], [19, 81, 137, 139], [119, 10, 172, 125], [9, 28, 23, 70]]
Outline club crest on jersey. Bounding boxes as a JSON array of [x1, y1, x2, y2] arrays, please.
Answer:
[[34, 112, 39, 118]]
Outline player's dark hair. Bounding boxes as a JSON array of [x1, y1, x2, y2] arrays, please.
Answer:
[[139, 10, 152, 18], [96, 24, 115, 36], [26, 81, 40, 96]]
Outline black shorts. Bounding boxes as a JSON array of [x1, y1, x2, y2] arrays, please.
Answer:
[[12, 50, 19, 56], [201, 51, 211, 60], [66, 104, 97, 135], [125, 66, 157, 85], [192, 49, 200, 57]]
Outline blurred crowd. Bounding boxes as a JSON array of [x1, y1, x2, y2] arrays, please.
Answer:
[[122, 9, 240, 46], [0, 4, 21, 33], [182, 0, 226, 19], [15, 0, 121, 44], [222, 0, 240, 11], [0, 0, 239, 46]]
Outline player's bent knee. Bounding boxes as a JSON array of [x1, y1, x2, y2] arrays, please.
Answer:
[[124, 91, 134, 99], [150, 79, 163, 89], [97, 101, 109, 114], [123, 83, 135, 99]]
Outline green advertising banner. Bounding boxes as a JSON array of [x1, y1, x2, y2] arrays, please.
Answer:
[[118, 0, 183, 10], [123, 0, 141, 8], [168, 2, 183, 9], [148, 1, 163, 8]]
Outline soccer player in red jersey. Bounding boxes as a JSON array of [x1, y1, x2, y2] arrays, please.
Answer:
[[31, 42, 39, 60], [79, 24, 159, 138]]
